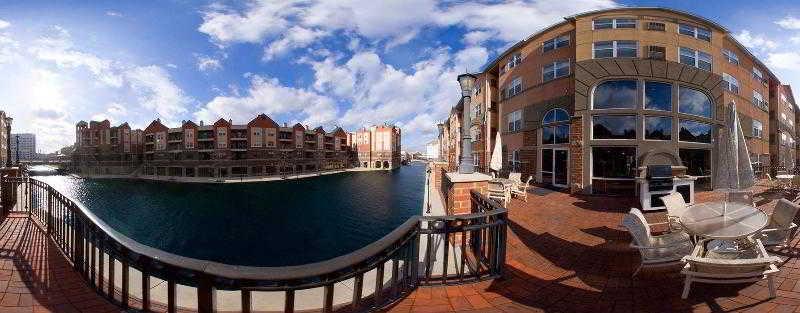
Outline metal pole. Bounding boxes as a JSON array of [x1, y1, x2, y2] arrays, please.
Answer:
[[5, 121, 11, 167]]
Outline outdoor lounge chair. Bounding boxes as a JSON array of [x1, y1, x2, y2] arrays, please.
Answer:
[[511, 175, 532, 202], [760, 199, 800, 247], [762, 174, 778, 190], [661, 193, 690, 230], [727, 190, 755, 207], [622, 208, 694, 276], [680, 238, 780, 299], [487, 182, 509, 207]]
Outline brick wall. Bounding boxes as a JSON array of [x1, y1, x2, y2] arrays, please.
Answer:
[[446, 181, 489, 215], [569, 116, 584, 194]]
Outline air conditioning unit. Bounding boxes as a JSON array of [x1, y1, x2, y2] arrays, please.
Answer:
[[648, 46, 666, 60]]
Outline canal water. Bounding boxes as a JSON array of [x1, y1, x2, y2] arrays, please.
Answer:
[[34, 163, 426, 266]]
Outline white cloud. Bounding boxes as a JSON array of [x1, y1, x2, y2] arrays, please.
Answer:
[[196, 54, 223, 72], [197, 1, 299, 45], [767, 52, 800, 70], [195, 74, 337, 126], [734, 30, 779, 52], [776, 16, 800, 30], [106, 11, 123, 18], [28, 26, 124, 87], [463, 31, 493, 46], [125, 65, 193, 124], [263, 26, 327, 60], [0, 19, 10, 29], [91, 102, 128, 124]]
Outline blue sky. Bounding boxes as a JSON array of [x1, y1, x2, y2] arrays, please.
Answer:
[[1, 0, 800, 153]]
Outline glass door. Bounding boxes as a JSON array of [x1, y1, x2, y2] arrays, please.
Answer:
[[541, 148, 569, 188]]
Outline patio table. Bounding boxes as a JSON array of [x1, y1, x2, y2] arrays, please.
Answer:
[[490, 178, 514, 201], [680, 202, 768, 240]]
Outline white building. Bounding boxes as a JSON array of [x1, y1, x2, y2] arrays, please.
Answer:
[[10, 133, 36, 162], [425, 139, 440, 161]]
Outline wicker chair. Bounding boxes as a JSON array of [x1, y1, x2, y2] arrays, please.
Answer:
[[487, 182, 509, 207], [727, 190, 755, 207], [760, 199, 800, 247], [681, 238, 780, 299], [622, 208, 694, 276], [661, 193, 690, 230]]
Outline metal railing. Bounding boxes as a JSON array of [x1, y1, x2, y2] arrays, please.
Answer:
[[0, 176, 506, 313]]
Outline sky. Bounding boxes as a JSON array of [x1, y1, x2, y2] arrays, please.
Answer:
[[1, 0, 800, 153]]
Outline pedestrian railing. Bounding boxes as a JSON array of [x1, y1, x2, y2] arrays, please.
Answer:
[[0, 176, 506, 313]]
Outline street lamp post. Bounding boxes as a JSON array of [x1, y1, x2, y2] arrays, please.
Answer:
[[457, 73, 477, 174], [4, 117, 11, 168]]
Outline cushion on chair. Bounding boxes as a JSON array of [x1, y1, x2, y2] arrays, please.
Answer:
[[661, 193, 688, 218], [771, 199, 800, 229]]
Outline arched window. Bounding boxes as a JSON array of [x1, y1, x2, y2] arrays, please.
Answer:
[[593, 80, 637, 109], [542, 108, 570, 144], [678, 86, 712, 118]]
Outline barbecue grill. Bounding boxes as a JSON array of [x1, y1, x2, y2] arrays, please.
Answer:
[[646, 165, 674, 192]]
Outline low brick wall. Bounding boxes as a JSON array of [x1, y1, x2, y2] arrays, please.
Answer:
[[445, 180, 489, 215]]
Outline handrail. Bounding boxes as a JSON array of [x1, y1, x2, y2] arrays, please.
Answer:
[[1, 176, 507, 312]]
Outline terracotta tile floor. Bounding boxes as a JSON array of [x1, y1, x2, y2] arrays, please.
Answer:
[[389, 185, 800, 313], [0, 213, 119, 313]]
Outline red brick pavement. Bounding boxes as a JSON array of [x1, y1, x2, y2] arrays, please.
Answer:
[[0, 213, 119, 313], [388, 185, 800, 313]]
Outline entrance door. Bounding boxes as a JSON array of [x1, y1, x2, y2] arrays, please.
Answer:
[[541, 148, 569, 188]]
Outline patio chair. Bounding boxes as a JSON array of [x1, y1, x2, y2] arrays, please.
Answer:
[[792, 176, 800, 192], [487, 182, 509, 207], [759, 199, 800, 247], [680, 238, 780, 299], [660, 193, 692, 231], [727, 190, 755, 207], [511, 176, 532, 202], [622, 208, 694, 276], [763, 174, 778, 190], [508, 172, 521, 183]]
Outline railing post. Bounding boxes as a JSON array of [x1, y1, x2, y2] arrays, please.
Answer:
[[197, 274, 216, 313], [46, 186, 53, 235]]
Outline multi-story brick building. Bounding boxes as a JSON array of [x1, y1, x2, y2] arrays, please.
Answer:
[[353, 124, 402, 170], [73, 120, 144, 174], [10, 133, 37, 162], [0, 111, 10, 167], [437, 7, 796, 195]]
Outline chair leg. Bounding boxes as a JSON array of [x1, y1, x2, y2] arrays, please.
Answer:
[[632, 264, 642, 277], [768, 275, 776, 298], [681, 277, 692, 299]]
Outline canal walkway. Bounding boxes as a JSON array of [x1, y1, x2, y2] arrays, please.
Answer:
[[75, 167, 386, 184]]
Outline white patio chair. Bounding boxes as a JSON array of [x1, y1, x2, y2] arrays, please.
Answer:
[[727, 190, 755, 207], [681, 238, 780, 299], [622, 208, 694, 276], [509, 172, 521, 184], [511, 176, 532, 202], [760, 199, 800, 247], [660, 193, 690, 231], [487, 182, 509, 207], [762, 174, 778, 190]]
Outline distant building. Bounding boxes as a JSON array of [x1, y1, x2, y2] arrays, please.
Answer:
[[353, 124, 402, 170], [0, 111, 10, 166], [10, 133, 36, 162], [426, 139, 440, 160]]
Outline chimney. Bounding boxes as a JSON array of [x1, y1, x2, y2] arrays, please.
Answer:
[[200, 120, 204, 126]]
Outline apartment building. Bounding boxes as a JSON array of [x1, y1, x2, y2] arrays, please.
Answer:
[[0, 111, 10, 167], [353, 124, 402, 170], [73, 120, 143, 174], [10, 133, 36, 162], [437, 7, 797, 195]]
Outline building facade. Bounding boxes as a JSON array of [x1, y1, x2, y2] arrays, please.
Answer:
[[73, 120, 143, 174], [436, 7, 797, 195], [0, 111, 9, 166], [10, 133, 36, 162], [353, 124, 402, 170]]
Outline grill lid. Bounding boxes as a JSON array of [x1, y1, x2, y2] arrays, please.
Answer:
[[647, 165, 673, 178]]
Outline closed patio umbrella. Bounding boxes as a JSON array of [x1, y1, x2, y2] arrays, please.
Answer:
[[714, 101, 755, 190], [490, 131, 503, 173]]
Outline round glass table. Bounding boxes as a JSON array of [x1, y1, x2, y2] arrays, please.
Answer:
[[680, 202, 769, 240]]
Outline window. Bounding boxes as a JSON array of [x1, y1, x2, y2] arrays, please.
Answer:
[[752, 91, 767, 111], [679, 23, 711, 41], [753, 67, 764, 81], [506, 53, 521, 71], [679, 119, 712, 143], [679, 47, 712, 71], [505, 77, 522, 98], [647, 22, 665, 31], [648, 46, 666, 60], [594, 18, 636, 29], [593, 40, 638, 58], [510, 150, 521, 172], [543, 35, 569, 52], [645, 116, 672, 140], [679, 87, 712, 118], [722, 49, 739, 65], [542, 61, 570, 82], [679, 149, 712, 190], [722, 73, 739, 94], [507, 110, 522, 132], [593, 80, 637, 109], [542, 108, 570, 145], [593, 115, 636, 139], [752, 120, 763, 138], [591, 147, 637, 195], [644, 81, 672, 111]]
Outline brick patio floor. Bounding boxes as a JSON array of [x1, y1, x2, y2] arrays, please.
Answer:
[[389, 185, 800, 313], [0, 213, 119, 313]]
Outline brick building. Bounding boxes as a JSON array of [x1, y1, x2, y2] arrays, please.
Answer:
[[0, 111, 10, 167], [73, 120, 143, 174], [437, 7, 798, 195], [353, 124, 402, 170]]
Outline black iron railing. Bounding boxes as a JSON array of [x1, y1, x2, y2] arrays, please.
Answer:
[[0, 176, 506, 313]]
